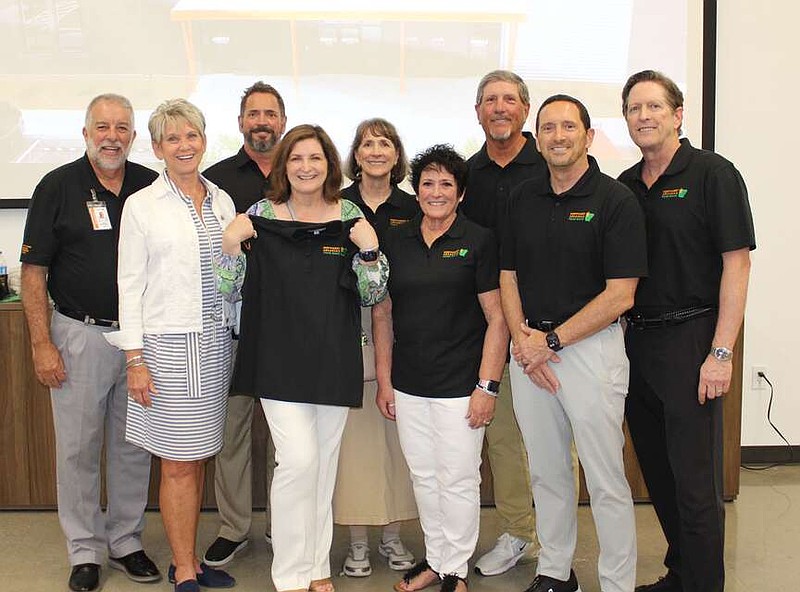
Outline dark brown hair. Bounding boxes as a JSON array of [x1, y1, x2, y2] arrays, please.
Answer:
[[267, 124, 343, 204], [344, 118, 409, 184]]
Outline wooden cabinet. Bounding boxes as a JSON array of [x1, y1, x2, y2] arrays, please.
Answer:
[[0, 302, 58, 507], [0, 303, 742, 509]]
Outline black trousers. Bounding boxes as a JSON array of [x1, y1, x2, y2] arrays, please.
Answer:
[[625, 314, 725, 592]]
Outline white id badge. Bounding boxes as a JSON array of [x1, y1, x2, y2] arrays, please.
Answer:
[[86, 200, 112, 230]]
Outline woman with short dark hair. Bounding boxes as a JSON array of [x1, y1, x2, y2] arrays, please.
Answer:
[[373, 144, 509, 592]]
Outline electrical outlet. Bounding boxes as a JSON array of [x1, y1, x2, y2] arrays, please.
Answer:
[[751, 366, 768, 390]]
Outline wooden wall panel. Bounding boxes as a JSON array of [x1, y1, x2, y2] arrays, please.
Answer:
[[0, 303, 744, 510]]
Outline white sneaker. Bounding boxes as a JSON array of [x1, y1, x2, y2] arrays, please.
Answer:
[[377, 538, 415, 571], [343, 542, 372, 577], [474, 532, 534, 576]]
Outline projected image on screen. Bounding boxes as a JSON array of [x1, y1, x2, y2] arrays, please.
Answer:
[[0, 0, 701, 201]]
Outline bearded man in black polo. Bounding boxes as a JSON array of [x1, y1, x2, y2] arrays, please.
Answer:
[[20, 94, 160, 592]]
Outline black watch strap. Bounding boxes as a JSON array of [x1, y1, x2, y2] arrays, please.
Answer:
[[545, 331, 563, 352]]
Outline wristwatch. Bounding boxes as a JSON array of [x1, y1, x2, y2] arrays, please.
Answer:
[[710, 346, 733, 361], [545, 331, 563, 352], [476, 379, 500, 397], [358, 249, 379, 262]]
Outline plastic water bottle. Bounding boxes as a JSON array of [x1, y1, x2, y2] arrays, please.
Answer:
[[0, 250, 9, 299]]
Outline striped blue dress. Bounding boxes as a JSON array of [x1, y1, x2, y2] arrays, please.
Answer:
[[126, 176, 232, 461]]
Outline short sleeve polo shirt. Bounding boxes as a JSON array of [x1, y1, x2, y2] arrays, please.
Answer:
[[461, 132, 547, 234], [501, 156, 647, 323], [340, 183, 419, 242], [20, 154, 158, 320], [383, 213, 498, 398], [618, 139, 756, 312], [203, 147, 270, 213]]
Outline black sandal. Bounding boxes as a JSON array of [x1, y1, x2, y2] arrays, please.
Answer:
[[439, 574, 467, 592], [393, 560, 442, 591]]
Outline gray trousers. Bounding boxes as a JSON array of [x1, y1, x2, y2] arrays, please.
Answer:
[[511, 323, 636, 592], [50, 311, 152, 565], [213, 339, 274, 542]]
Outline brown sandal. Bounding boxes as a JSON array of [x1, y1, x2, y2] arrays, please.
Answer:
[[393, 561, 442, 592]]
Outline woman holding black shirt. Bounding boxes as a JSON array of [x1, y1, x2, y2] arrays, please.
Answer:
[[372, 144, 508, 592]]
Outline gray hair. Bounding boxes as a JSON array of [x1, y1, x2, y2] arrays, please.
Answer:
[[84, 94, 134, 128], [148, 98, 206, 144], [475, 70, 530, 107]]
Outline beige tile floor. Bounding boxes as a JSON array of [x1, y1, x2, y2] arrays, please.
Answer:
[[1, 465, 797, 591]]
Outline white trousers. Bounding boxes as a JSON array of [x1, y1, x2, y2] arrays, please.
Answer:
[[511, 323, 636, 592], [259, 399, 349, 591], [394, 390, 484, 579]]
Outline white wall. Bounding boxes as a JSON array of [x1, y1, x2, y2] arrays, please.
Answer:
[[717, 1, 800, 446]]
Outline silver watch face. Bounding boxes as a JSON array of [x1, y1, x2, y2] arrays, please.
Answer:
[[712, 347, 733, 361]]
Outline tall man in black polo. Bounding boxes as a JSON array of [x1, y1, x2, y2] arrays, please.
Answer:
[[202, 81, 287, 567], [461, 69, 544, 577], [500, 95, 646, 592], [20, 94, 160, 592], [619, 70, 755, 592]]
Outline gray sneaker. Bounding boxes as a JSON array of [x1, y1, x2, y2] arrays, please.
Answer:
[[378, 538, 415, 571], [343, 542, 372, 577], [474, 532, 535, 576]]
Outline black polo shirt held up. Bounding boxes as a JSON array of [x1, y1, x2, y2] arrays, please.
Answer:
[[20, 154, 157, 321], [384, 214, 498, 398], [618, 138, 756, 313], [501, 156, 647, 324]]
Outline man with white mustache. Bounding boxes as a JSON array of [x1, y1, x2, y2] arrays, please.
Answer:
[[20, 94, 160, 592], [202, 81, 287, 568], [460, 69, 544, 578], [500, 94, 646, 592]]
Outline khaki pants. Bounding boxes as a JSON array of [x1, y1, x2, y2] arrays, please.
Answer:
[[483, 365, 537, 542], [213, 339, 274, 541]]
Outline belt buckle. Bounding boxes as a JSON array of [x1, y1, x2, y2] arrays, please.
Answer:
[[537, 320, 556, 332]]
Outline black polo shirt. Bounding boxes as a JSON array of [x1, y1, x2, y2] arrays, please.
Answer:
[[501, 156, 647, 323], [20, 154, 157, 320], [461, 132, 547, 234], [340, 183, 419, 242], [384, 213, 498, 398], [233, 216, 363, 407], [204, 147, 269, 213], [618, 139, 756, 313]]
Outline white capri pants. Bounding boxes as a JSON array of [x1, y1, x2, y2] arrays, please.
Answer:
[[510, 323, 636, 592], [394, 390, 484, 579], [259, 399, 349, 591]]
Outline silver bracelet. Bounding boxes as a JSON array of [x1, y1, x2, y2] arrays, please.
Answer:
[[475, 383, 498, 397], [125, 355, 144, 368]]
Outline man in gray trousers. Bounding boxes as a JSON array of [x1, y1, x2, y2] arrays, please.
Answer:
[[500, 94, 646, 592], [20, 94, 160, 592]]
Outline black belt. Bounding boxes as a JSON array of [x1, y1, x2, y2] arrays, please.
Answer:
[[529, 319, 563, 332], [54, 305, 119, 328], [626, 306, 716, 329], [529, 318, 619, 332]]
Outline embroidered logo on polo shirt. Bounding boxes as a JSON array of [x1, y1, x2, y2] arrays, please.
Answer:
[[389, 217, 412, 226], [661, 188, 688, 199], [568, 211, 595, 222], [322, 245, 348, 256], [442, 248, 469, 258]]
